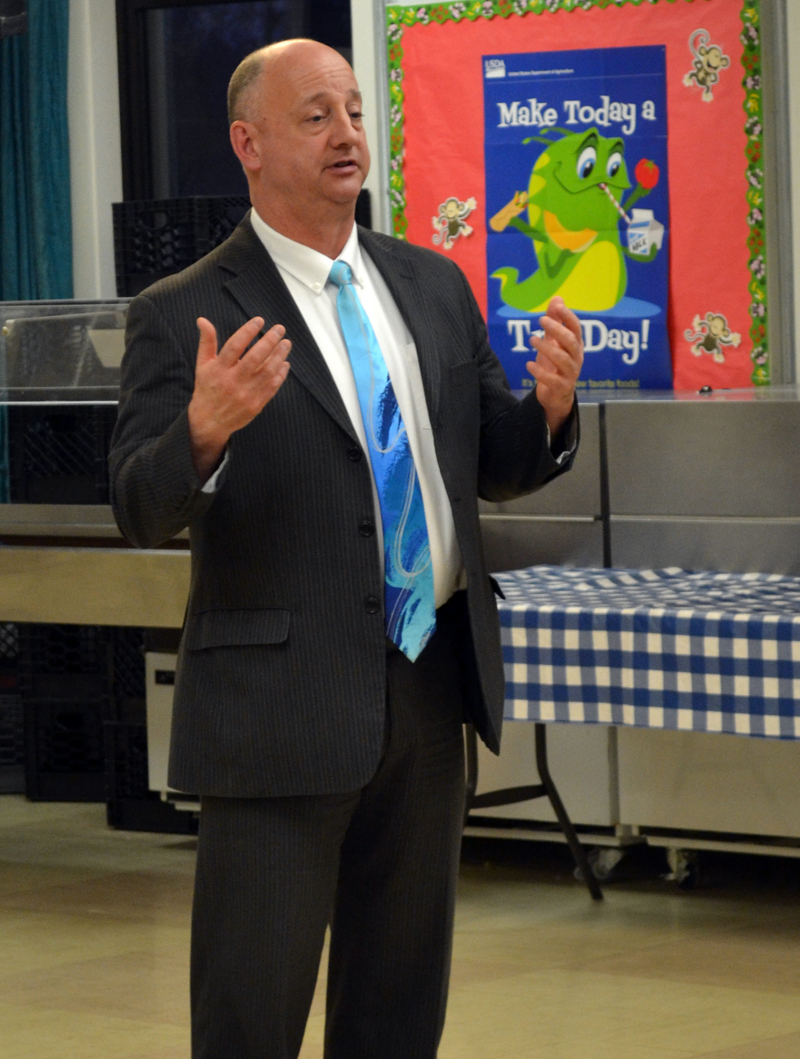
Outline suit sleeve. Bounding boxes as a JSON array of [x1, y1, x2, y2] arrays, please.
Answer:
[[454, 265, 579, 502], [109, 293, 217, 548]]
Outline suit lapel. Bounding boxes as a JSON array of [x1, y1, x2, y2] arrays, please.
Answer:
[[358, 229, 442, 428], [217, 218, 357, 442]]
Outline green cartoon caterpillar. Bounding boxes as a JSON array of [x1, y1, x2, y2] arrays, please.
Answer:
[[489, 128, 661, 313]]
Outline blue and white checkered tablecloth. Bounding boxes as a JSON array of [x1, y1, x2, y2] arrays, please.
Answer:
[[494, 566, 800, 739]]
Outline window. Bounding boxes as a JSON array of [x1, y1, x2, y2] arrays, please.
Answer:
[[116, 0, 352, 200]]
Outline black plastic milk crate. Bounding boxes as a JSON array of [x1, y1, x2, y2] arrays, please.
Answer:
[[111, 627, 146, 722], [24, 697, 107, 801], [105, 721, 198, 834], [113, 195, 250, 297], [19, 625, 150, 803], [0, 622, 23, 792], [0, 622, 20, 679], [0, 693, 24, 793], [8, 404, 117, 504], [19, 623, 114, 703]]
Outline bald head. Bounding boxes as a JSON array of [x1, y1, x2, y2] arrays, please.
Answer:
[[227, 38, 368, 256], [227, 39, 351, 126]]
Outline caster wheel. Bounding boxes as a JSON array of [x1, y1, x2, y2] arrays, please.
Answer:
[[666, 848, 700, 890], [575, 846, 624, 883]]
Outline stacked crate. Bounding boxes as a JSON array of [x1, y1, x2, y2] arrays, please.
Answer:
[[0, 624, 23, 794], [113, 190, 372, 297], [21, 624, 112, 801], [113, 196, 250, 297], [8, 404, 118, 504], [19, 622, 195, 831], [104, 628, 196, 834]]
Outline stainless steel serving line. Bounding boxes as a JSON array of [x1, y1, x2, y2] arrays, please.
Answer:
[[0, 546, 189, 628], [0, 298, 191, 630], [471, 386, 800, 869], [5, 298, 800, 863]]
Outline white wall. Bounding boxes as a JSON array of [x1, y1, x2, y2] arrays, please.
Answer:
[[351, 0, 389, 234], [68, 0, 123, 300], [350, 0, 417, 235]]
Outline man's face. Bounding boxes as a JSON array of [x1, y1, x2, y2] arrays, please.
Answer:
[[244, 44, 369, 217]]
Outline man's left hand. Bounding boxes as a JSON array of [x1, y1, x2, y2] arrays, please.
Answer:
[[526, 296, 584, 438]]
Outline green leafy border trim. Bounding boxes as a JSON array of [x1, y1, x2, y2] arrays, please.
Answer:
[[386, 0, 768, 386]]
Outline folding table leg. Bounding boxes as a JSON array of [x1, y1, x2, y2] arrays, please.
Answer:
[[462, 723, 604, 900], [535, 723, 604, 901]]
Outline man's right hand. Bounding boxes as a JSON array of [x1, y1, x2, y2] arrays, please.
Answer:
[[188, 316, 291, 483]]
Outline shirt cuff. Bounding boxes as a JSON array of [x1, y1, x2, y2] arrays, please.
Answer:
[[548, 408, 578, 466], [201, 451, 229, 494]]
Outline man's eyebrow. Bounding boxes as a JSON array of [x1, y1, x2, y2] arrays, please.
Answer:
[[300, 88, 363, 106]]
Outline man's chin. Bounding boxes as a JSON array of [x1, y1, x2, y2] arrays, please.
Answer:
[[322, 176, 366, 208]]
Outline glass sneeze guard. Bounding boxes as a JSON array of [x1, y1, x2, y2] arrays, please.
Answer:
[[0, 299, 130, 405]]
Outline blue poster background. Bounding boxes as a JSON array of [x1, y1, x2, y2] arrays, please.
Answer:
[[483, 46, 671, 392]]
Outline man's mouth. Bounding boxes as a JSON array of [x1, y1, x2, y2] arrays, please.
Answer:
[[329, 158, 358, 172]]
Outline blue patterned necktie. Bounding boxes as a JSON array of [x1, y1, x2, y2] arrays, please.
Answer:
[[328, 260, 436, 661]]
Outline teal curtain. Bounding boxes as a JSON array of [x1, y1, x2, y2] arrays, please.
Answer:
[[0, 0, 73, 300], [0, 0, 72, 502]]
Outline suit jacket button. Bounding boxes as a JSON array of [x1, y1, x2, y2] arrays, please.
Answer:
[[348, 446, 362, 462], [359, 519, 375, 537], [365, 596, 380, 614]]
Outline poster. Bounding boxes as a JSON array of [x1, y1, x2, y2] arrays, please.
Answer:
[[483, 45, 671, 390], [389, 0, 766, 391]]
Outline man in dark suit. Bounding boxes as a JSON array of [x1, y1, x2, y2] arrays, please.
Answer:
[[110, 38, 583, 1059]]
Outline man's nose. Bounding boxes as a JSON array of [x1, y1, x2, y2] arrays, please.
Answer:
[[329, 107, 357, 147]]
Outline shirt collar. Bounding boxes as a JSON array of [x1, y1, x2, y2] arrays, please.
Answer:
[[250, 209, 365, 295]]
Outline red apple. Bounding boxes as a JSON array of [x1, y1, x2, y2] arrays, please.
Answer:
[[635, 158, 660, 190]]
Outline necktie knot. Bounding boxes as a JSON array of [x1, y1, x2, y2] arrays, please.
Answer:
[[328, 260, 352, 290]]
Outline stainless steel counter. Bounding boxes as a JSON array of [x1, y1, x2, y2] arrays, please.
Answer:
[[471, 386, 800, 855], [0, 546, 189, 627], [0, 505, 188, 539], [482, 386, 800, 576]]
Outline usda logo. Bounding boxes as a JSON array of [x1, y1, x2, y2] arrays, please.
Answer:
[[484, 58, 506, 79]]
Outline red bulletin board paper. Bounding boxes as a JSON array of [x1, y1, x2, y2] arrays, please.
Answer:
[[392, 0, 764, 391]]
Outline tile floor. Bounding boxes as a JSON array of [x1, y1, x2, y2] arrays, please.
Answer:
[[1, 796, 799, 1059]]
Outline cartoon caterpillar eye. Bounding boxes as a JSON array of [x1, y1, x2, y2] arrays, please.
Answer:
[[576, 146, 596, 180], [606, 152, 622, 178]]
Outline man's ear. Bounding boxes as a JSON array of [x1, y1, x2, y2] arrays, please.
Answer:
[[230, 121, 262, 173]]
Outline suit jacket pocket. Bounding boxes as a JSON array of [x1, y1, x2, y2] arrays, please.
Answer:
[[184, 608, 291, 650]]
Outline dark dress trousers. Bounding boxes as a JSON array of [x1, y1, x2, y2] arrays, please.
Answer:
[[109, 215, 577, 1058]]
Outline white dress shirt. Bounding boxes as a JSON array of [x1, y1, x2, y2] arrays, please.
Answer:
[[207, 210, 465, 608]]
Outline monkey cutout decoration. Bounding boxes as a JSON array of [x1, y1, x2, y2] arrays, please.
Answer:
[[683, 29, 730, 102], [432, 196, 477, 249], [685, 312, 741, 364]]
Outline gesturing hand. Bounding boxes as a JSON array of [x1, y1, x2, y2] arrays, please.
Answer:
[[188, 316, 291, 483], [526, 296, 583, 438]]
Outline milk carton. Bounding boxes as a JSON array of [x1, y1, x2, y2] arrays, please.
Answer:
[[627, 209, 665, 257]]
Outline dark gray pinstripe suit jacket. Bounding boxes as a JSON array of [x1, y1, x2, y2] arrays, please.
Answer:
[[109, 215, 576, 798]]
